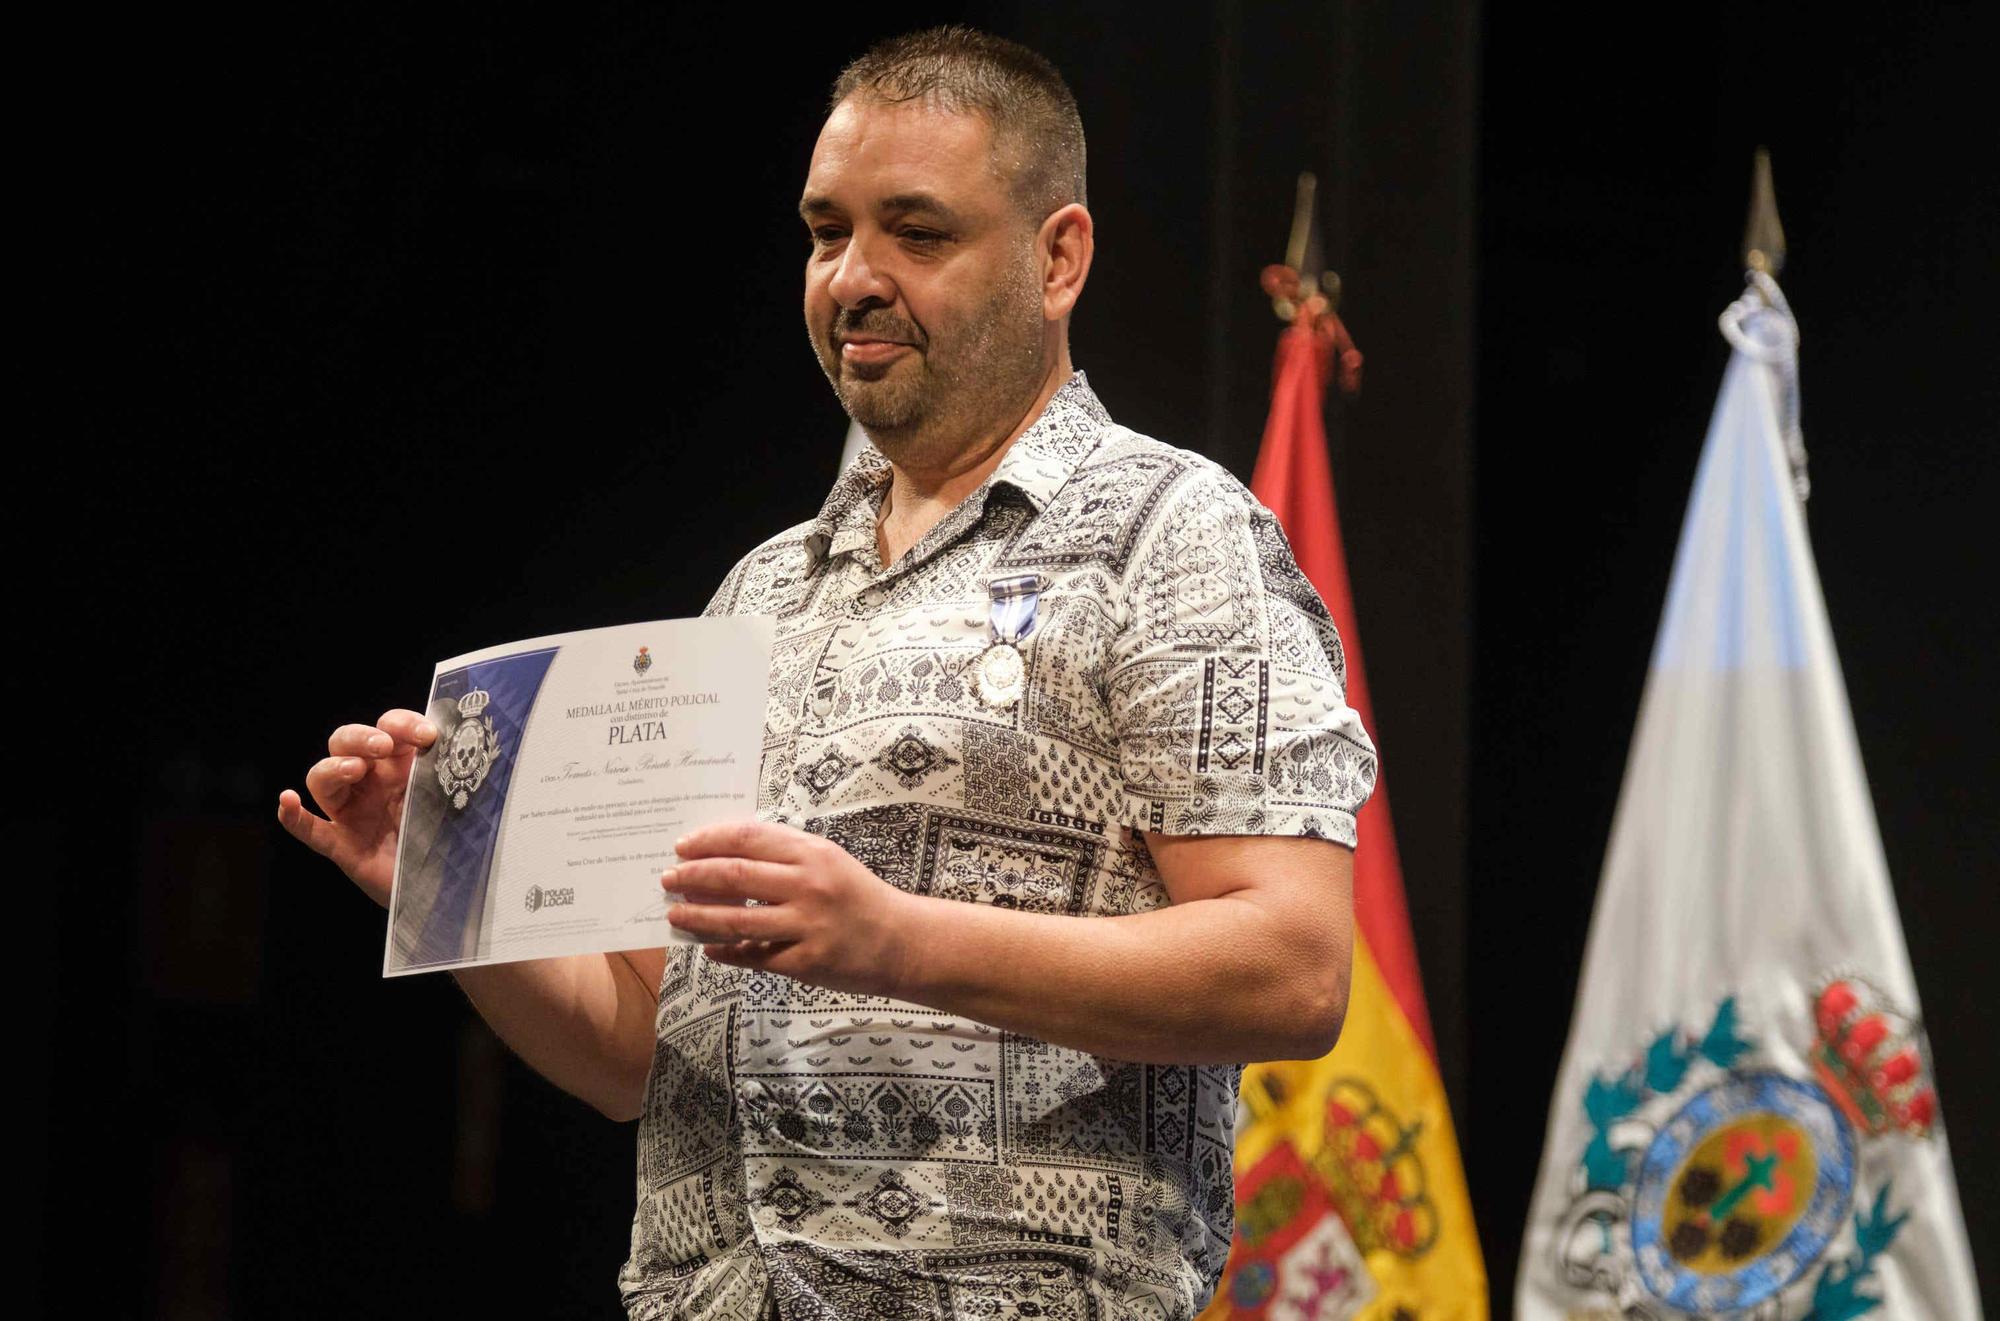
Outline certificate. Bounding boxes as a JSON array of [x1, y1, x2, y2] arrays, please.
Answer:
[[383, 615, 773, 976]]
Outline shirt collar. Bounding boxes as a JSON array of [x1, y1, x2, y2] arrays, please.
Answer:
[[803, 370, 1111, 569]]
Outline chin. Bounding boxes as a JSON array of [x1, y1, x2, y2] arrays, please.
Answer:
[[844, 403, 920, 436], [838, 379, 924, 433]]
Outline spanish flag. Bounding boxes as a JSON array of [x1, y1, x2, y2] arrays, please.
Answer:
[[1203, 304, 1488, 1318]]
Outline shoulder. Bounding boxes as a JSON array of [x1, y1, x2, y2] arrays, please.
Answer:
[[1092, 428, 1347, 681], [1011, 426, 1259, 579], [1071, 426, 1274, 565], [1082, 425, 1238, 490], [703, 519, 819, 617], [1091, 427, 1266, 531]]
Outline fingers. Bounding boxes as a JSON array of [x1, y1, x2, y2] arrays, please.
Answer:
[[328, 713, 437, 759], [702, 941, 786, 970], [377, 708, 439, 748], [276, 788, 339, 859], [328, 723, 396, 757], [669, 899, 791, 944], [675, 820, 812, 864], [666, 857, 797, 904], [304, 754, 368, 815]]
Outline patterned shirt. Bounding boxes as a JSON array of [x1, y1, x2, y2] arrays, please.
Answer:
[[620, 373, 1376, 1319]]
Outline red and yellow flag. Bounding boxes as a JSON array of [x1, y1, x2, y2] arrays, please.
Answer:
[[1202, 313, 1488, 1319]]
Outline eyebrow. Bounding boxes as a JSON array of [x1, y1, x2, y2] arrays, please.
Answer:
[[798, 191, 968, 229]]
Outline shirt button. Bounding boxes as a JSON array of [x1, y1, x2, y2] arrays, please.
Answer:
[[860, 586, 887, 608], [810, 694, 832, 718]]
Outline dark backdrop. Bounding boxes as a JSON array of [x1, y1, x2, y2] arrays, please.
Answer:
[[40, 3, 1992, 1316]]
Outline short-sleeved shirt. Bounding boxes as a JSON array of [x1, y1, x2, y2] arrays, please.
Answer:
[[619, 372, 1376, 1320]]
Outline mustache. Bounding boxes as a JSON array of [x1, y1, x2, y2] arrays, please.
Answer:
[[832, 309, 924, 348]]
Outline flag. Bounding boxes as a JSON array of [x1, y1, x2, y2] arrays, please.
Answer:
[[1203, 306, 1489, 1319], [1515, 274, 1982, 1319], [840, 416, 868, 473]]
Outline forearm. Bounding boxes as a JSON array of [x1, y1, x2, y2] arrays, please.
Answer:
[[890, 891, 1349, 1065], [451, 950, 660, 1121]]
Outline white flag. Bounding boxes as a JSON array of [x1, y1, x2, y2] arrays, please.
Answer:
[[839, 417, 869, 474], [1516, 275, 1983, 1320]]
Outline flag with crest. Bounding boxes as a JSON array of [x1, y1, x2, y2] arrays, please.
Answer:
[[1514, 268, 1982, 1319]]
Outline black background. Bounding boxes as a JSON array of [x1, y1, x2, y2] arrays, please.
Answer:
[[41, 3, 1995, 1316]]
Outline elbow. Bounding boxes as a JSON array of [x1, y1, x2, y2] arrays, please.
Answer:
[[1233, 918, 1353, 1063], [592, 1023, 660, 1122], [590, 1065, 651, 1124], [1293, 978, 1349, 1061], [595, 1093, 644, 1124], [1282, 949, 1352, 1062]]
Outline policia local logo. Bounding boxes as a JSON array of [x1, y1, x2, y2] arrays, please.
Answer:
[[524, 884, 575, 913]]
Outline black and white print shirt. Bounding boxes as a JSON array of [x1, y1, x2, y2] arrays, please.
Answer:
[[620, 372, 1376, 1320]]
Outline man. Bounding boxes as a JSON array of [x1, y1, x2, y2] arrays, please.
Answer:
[[277, 26, 1376, 1320]]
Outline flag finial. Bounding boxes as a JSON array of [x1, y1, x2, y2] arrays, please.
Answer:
[[1258, 170, 1363, 395], [1284, 171, 1323, 292], [1743, 147, 1787, 278], [1264, 171, 1342, 322]]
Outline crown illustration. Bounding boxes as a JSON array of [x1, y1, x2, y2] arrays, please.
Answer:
[[1314, 1079, 1437, 1259], [1811, 978, 1936, 1138], [456, 689, 492, 719]]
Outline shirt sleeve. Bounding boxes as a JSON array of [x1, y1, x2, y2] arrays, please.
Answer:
[[1106, 464, 1377, 845]]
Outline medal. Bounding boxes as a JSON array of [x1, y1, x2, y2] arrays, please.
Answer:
[[975, 574, 1042, 708], [975, 641, 1026, 708]]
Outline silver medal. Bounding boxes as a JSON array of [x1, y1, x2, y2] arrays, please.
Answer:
[[975, 641, 1026, 708], [976, 573, 1043, 709]]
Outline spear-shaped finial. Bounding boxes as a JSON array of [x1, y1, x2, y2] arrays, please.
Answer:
[[1285, 171, 1322, 287], [1259, 169, 1362, 394], [1743, 147, 1787, 277], [1267, 172, 1341, 322]]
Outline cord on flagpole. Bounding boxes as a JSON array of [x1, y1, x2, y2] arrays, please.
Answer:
[[1720, 271, 1809, 504], [1720, 149, 1809, 502]]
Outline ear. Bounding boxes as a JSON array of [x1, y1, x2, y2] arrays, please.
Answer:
[[1038, 203, 1094, 321]]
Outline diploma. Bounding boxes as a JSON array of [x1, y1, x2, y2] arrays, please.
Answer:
[[383, 615, 773, 976]]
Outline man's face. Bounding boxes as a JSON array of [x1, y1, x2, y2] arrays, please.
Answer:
[[801, 96, 1048, 462]]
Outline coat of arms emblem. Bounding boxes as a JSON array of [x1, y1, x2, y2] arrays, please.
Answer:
[[1551, 977, 1932, 1317], [437, 689, 501, 809], [633, 644, 652, 677]]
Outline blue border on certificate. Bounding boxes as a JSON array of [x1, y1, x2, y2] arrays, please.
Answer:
[[389, 646, 560, 971]]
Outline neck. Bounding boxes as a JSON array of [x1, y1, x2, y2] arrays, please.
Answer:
[[874, 347, 1072, 566]]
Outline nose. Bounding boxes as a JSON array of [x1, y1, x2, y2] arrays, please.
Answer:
[[827, 231, 895, 311]]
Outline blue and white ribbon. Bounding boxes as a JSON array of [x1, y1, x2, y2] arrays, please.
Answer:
[[987, 573, 1043, 645]]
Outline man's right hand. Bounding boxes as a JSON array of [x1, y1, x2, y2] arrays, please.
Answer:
[[277, 708, 437, 908], [275, 704, 660, 1120]]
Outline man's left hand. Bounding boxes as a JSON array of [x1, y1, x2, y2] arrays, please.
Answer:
[[665, 821, 916, 996]]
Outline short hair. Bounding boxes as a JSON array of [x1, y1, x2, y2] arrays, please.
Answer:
[[829, 26, 1087, 220]]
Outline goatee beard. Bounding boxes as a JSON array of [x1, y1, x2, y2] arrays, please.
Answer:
[[815, 252, 1048, 467], [833, 364, 928, 435]]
